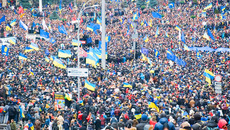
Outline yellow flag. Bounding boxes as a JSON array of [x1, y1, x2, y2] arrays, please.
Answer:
[[20, 13, 25, 18]]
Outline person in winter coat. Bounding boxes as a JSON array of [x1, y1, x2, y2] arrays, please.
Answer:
[[63, 118, 70, 130], [136, 114, 149, 130], [10, 119, 16, 130], [154, 114, 175, 130], [206, 116, 218, 129], [34, 119, 41, 130], [95, 116, 101, 130]]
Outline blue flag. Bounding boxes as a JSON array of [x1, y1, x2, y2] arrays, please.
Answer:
[[166, 49, 175, 61], [50, 37, 56, 43], [58, 25, 67, 35], [168, 2, 175, 9], [99, 41, 107, 51], [141, 48, 149, 55], [0, 15, 5, 25], [40, 29, 49, 38], [181, 31, 186, 43], [45, 49, 50, 56], [152, 12, 162, 19]]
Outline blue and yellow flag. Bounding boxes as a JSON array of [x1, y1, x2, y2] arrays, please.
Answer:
[[72, 39, 81, 46], [29, 43, 39, 51], [203, 69, 215, 80], [10, 19, 17, 26], [154, 49, 160, 57], [1, 45, 9, 56], [148, 102, 159, 112], [97, 17, 102, 25], [203, 3, 212, 11], [183, 44, 190, 51], [147, 57, 152, 66], [8, 37, 16, 44], [86, 54, 98, 68], [87, 25, 93, 31], [133, 12, 138, 21], [175, 25, 181, 31], [167, 49, 175, 61], [53, 58, 66, 69], [149, 19, 153, 27], [6, 24, 11, 31], [165, 31, 169, 37], [141, 53, 148, 61], [135, 114, 142, 120], [85, 80, 96, 91], [58, 50, 72, 58], [19, 53, 27, 60], [123, 83, 132, 88], [143, 35, 149, 42], [196, 49, 201, 59], [30, 69, 34, 75], [155, 26, 159, 38], [45, 56, 50, 62], [105, 36, 111, 42], [24, 47, 33, 53]]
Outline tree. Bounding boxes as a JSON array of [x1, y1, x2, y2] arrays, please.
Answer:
[[20, 0, 31, 8], [168, 0, 175, 3], [149, 0, 157, 8], [136, 0, 146, 9]]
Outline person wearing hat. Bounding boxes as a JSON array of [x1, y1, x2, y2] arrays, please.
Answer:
[[218, 119, 228, 130], [136, 114, 149, 130], [154, 113, 175, 130], [191, 113, 206, 130], [179, 122, 191, 130]]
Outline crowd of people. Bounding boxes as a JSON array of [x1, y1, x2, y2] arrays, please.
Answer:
[[0, 0, 230, 129]]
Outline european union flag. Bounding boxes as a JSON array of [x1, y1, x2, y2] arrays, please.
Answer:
[[167, 49, 175, 61], [40, 29, 49, 38], [50, 37, 56, 43], [152, 12, 162, 19], [1, 45, 9, 56], [58, 25, 67, 35], [141, 48, 148, 55], [45, 49, 49, 56]]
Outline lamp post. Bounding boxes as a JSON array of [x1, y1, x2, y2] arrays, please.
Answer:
[[76, 1, 99, 100], [101, 0, 106, 69]]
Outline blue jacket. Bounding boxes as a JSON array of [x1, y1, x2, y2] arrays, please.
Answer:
[[154, 117, 175, 130]]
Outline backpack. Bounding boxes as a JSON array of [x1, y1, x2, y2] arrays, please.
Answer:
[[192, 122, 207, 130], [206, 127, 219, 130]]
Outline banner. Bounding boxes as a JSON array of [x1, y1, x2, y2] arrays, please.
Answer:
[[55, 93, 65, 109]]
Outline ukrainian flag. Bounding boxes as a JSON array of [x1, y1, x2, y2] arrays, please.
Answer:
[[50, 55, 57, 61], [196, 49, 201, 59], [20, 13, 25, 18], [154, 49, 160, 57], [141, 21, 144, 26], [79, 100, 84, 106], [133, 12, 138, 21], [31, 8, 34, 12], [86, 54, 97, 68], [85, 80, 96, 91], [146, 0, 150, 4], [203, 69, 215, 80], [105, 36, 111, 42], [175, 25, 181, 31], [6, 24, 11, 31], [203, 3, 212, 11], [123, 83, 132, 88], [72, 39, 81, 46], [148, 102, 159, 112], [183, 44, 190, 51], [10, 19, 17, 26], [29, 43, 39, 51], [205, 74, 211, 85], [45, 56, 50, 62], [130, 22, 134, 28], [8, 38, 16, 44], [141, 53, 148, 61], [203, 32, 210, 40], [53, 58, 66, 69], [165, 31, 169, 37], [97, 17, 102, 25], [30, 69, 34, 75], [147, 57, 152, 65], [135, 114, 142, 120], [87, 25, 93, 31], [149, 19, 153, 27], [143, 35, 149, 42], [58, 50, 72, 58], [155, 26, 159, 38], [19, 53, 27, 60], [24, 47, 34, 53]]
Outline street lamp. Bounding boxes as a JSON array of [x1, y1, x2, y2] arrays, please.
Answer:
[[76, 1, 99, 100]]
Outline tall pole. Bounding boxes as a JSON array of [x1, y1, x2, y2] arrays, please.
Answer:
[[39, 0, 42, 12], [76, 1, 91, 100], [101, 0, 106, 69]]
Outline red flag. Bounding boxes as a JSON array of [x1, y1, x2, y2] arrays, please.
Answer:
[[72, 15, 76, 21], [18, 6, 24, 14], [80, 17, 83, 24], [79, 47, 87, 57]]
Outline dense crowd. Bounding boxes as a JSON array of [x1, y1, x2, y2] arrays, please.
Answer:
[[0, 0, 230, 130]]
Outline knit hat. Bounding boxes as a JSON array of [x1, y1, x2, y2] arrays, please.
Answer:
[[218, 119, 227, 129], [141, 114, 148, 121]]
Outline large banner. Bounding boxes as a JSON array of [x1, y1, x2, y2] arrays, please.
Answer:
[[55, 93, 65, 109]]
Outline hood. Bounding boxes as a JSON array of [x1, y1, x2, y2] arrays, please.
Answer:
[[207, 120, 218, 128], [159, 117, 168, 124]]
